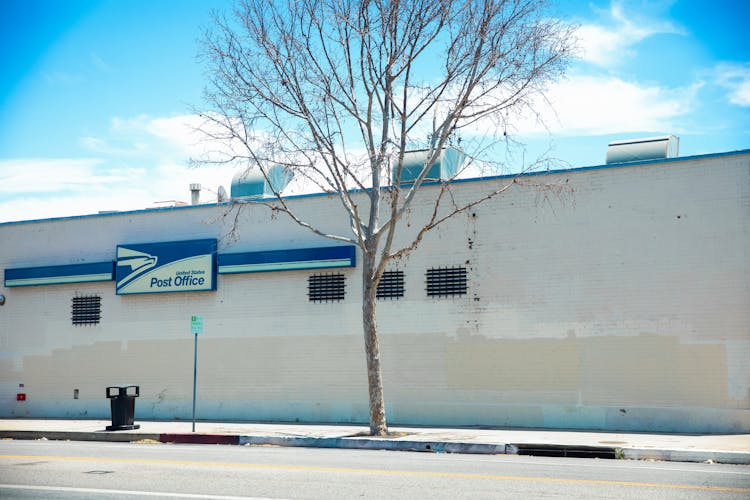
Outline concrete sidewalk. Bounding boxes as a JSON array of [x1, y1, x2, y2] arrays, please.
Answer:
[[1, 419, 749, 465]]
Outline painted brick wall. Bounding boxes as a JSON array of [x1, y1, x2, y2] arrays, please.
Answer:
[[1, 151, 748, 432]]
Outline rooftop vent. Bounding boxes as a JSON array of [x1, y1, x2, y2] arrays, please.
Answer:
[[217, 186, 228, 202], [190, 183, 201, 205], [230, 165, 293, 200], [606, 135, 679, 164], [394, 147, 465, 185]]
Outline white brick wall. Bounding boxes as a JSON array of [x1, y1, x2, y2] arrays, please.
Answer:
[[1, 151, 748, 432]]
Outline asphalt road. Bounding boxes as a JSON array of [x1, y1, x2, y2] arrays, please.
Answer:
[[1, 439, 748, 499]]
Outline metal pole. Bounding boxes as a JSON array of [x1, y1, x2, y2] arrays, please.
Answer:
[[192, 332, 198, 432]]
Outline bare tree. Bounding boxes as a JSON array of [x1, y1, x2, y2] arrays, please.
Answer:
[[199, 0, 574, 435]]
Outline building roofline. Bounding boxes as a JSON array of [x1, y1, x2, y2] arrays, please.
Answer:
[[2, 148, 748, 227]]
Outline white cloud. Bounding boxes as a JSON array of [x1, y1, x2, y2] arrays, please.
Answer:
[[454, 73, 701, 139], [1, 191, 153, 223], [0, 114, 241, 223], [536, 74, 701, 135], [79, 135, 151, 156], [0, 158, 154, 222], [0, 158, 106, 194], [715, 64, 750, 107], [0, 158, 238, 223], [733, 82, 750, 106], [81, 113, 252, 164], [576, 1, 683, 67], [145, 115, 204, 147]]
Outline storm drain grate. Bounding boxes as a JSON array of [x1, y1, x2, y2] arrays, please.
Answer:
[[512, 444, 617, 459]]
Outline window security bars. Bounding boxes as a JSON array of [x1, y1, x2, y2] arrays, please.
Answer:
[[71, 295, 101, 325], [425, 267, 467, 297], [308, 273, 346, 302], [377, 271, 405, 299]]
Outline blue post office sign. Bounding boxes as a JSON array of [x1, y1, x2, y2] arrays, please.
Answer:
[[115, 239, 217, 295]]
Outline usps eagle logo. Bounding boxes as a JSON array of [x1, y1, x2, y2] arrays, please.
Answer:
[[116, 247, 158, 289]]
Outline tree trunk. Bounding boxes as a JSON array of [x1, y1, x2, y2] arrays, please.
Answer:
[[362, 251, 388, 436]]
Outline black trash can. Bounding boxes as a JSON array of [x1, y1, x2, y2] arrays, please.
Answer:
[[105, 385, 140, 431]]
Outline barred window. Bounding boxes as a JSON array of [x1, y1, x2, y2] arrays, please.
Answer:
[[308, 273, 346, 302], [377, 271, 405, 300], [426, 267, 467, 297], [71, 295, 101, 325]]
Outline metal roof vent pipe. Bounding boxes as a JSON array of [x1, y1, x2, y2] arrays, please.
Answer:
[[190, 183, 201, 205], [605, 135, 679, 164]]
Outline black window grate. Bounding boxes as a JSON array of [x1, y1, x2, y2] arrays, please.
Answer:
[[72, 295, 101, 325], [426, 267, 467, 297], [377, 271, 405, 300], [308, 273, 346, 302]]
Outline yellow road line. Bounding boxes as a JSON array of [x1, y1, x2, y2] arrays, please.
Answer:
[[2, 455, 749, 494]]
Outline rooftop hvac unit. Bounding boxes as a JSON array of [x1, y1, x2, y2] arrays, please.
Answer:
[[394, 147, 465, 185], [605, 135, 679, 164], [230, 165, 293, 199]]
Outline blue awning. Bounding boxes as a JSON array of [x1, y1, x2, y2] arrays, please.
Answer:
[[5, 262, 115, 287], [218, 245, 356, 274]]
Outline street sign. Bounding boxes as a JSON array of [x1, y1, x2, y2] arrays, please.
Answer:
[[191, 315, 203, 335], [190, 314, 203, 432]]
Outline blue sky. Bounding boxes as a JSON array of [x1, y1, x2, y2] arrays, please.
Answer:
[[1, 0, 748, 223]]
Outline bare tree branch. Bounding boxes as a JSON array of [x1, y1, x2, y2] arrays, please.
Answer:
[[198, 0, 575, 436]]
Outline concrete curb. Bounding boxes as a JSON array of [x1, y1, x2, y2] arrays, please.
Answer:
[[0, 430, 161, 443], [620, 447, 750, 465], [1, 429, 507, 454], [3, 430, 749, 464], [238, 435, 508, 455]]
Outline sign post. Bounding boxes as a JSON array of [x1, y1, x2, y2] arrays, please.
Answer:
[[190, 315, 203, 432]]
